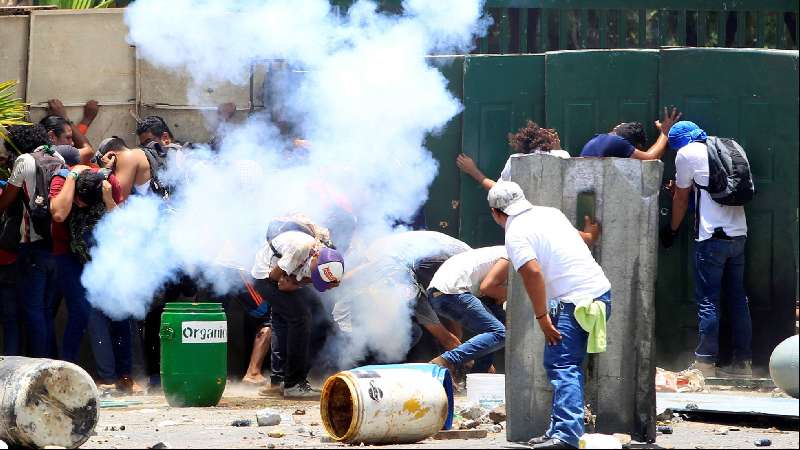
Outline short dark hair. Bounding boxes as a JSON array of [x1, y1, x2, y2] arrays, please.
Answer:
[[613, 122, 646, 149], [40, 115, 70, 138], [136, 116, 173, 139], [508, 121, 561, 154], [98, 136, 128, 156], [75, 171, 106, 205], [3, 124, 49, 154]]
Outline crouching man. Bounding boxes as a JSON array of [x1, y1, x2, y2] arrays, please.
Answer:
[[427, 246, 509, 375], [488, 182, 612, 450], [250, 215, 344, 399]]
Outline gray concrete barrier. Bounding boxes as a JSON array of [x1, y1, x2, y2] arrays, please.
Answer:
[[504, 154, 663, 444]]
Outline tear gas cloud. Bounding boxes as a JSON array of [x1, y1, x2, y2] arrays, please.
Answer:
[[82, 0, 489, 366]]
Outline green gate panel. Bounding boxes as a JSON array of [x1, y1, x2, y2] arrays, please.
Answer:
[[545, 49, 660, 155], [658, 48, 799, 368], [460, 54, 546, 247], [424, 56, 464, 238]]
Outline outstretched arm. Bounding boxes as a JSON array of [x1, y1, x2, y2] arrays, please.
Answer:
[[456, 154, 496, 191], [631, 107, 681, 161]]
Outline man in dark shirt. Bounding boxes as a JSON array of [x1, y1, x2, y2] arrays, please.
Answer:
[[581, 107, 681, 160]]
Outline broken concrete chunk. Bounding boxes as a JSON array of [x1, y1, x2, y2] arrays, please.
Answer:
[[231, 419, 252, 427], [613, 433, 632, 445], [459, 419, 480, 430], [488, 424, 503, 433], [488, 405, 506, 424], [256, 409, 282, 427], [458, 405, 486, 421], [433, 430, 489, 440]]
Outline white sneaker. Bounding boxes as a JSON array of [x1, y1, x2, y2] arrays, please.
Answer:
[[283, 381, 320, 399]]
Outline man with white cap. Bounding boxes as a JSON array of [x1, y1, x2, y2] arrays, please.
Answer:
[[251, 214, 344, 399], [487, 181, 612, 450]]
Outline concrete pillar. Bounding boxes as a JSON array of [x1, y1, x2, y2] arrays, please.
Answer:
[[504, 154, 663, 443]]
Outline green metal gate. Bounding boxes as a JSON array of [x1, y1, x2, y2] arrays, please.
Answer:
[[657, 48, 799, 368], [425, 48, 799, 368], [459, 54, 545, 247]]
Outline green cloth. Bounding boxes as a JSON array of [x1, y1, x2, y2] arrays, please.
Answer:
[[574, 299, 607, 353]]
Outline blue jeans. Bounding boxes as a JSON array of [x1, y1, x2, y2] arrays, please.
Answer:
[[17, 244, 59, 358], [55, 253, 92, 362], [88, 309, 133, 383], [0, 262, 21, 355], [429, 292, 506, 372], [694, 236, 752, 363], [544, 292, 612, 448]]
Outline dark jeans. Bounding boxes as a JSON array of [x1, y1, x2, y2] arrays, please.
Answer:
[[430, 292, 506, 372], [694, 236, 752, 363], [55, 253, 91, 363], [544, 292, 612, 448], [17, 243, 59, 358], [254, 278, 329, 388], [88, 309, 133, 383], [0, 262, 21, 355]]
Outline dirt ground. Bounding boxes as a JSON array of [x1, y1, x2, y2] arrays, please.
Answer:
[[80, 384, 799, 449]]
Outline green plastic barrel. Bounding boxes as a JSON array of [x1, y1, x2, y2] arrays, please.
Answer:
[[159, 302, 227, 407]]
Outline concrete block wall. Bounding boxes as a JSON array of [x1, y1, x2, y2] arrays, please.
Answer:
[[505, 154, 663, 443]]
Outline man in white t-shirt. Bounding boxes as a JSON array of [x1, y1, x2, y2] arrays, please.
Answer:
[[427, 246, 509, 375], [250, 215, 344, 399], [663, 120, 751, 378], [0, 140, 65, 359], [488, 181, 611, 450]]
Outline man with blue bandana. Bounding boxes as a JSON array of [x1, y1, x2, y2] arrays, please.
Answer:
[[662, 121, 752, 379]]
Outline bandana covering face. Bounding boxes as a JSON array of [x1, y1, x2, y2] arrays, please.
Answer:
[[668, 120, 708, 150]]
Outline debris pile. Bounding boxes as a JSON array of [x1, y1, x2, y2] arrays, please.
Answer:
[[656, 367, 706, 393]]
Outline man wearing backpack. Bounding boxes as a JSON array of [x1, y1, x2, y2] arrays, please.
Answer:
[[661, 121, 753, 378], [0, 136, 66, 358]]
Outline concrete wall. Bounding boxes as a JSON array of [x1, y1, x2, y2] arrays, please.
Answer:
[[0, 9, 260, 147], [505, 154, 663, 443]]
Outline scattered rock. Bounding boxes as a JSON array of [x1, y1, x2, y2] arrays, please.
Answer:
[[657, 425, 673, 435], [754, 439, 772, 447], [613, 433, 631, 446], [488, 424, 503, 433], [433, 429, 488, 440], [459, 405, 486, 421], [150, 443, 171, 449], [256, 409, 282, 427], [488, 405, 506, 424], [459, 419, 480, 430], [104, 424, 126, 432], [656, 408, 674, 421], [268, 431, 286, 438], [231, 419, 252, 427], [293, 409, 306, 415], [685, 403, 699, 410]]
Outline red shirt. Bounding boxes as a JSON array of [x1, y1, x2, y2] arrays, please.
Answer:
[[49, 169, 122, 256]]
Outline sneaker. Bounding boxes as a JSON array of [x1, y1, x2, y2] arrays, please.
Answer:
[[717, 360, 753, 378], [283, 381, 320, 399], [687, 360, 716, 378], [258, 379, 284, 397], [116, 376, 134, 395]]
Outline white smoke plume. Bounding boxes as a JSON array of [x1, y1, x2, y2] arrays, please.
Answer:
[[82, 0, 488, 365]]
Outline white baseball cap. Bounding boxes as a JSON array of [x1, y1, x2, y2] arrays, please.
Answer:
[[488, 181, 534, 216]]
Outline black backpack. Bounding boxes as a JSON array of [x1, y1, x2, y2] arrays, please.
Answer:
[[141, 141, 179, 201], [28, 150, 67, 241], [698, 137, 755, 206], [0, 195, 23, 252]]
